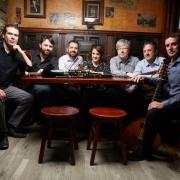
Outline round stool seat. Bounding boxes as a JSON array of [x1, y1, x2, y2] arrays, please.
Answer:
[[41, 106, 79, 119], [89, 107, 127, 122]]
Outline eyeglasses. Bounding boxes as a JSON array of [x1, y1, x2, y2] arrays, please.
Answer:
[[116, 47, 129, 51]]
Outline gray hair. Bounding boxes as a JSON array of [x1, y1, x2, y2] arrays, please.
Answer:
[[116, 39, 131, 49]]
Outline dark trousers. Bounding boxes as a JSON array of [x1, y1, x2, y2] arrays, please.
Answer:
[[142, 102, 180, 157], [0, 86, 34, 134]]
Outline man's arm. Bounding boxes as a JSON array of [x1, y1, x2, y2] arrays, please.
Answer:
[[13, 45, 32, 66], [0, 89, 6, 102]]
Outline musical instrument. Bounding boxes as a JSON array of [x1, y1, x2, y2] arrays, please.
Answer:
[[123, 59, 169, 151], [42, 69, 112, 78]]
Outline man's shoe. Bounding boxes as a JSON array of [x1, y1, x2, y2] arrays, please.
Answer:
[[0, 136, 9, 150], [8, 128, 26, 138], [169, 152, 180, 172], [128, 150, 145, 161]]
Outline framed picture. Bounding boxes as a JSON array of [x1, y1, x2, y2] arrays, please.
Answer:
[[175, 1, 180, 32], [82, 0, 104, 25], [24, 0, 46, 18]]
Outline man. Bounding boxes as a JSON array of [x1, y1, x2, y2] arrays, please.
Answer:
[[133, 40, 164, 76], [0, 24, 34, 150], [131, 33, 180, 161], [27, 36, 58, 120], [108, 39, 141, 118], [130, 40, 165, 109], [58, 40, 83, 71], [110, 39, 139, 77], [27, 36, 58, 72], [58, 40, 83, 107]]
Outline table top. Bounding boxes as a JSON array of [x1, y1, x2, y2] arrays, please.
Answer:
[[20, 75, 134, 85]]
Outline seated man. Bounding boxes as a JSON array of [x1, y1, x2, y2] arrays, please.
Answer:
[[108, 39, 141, 119], [26, 36, 59, 122], [130, 34, 180, 163], [129, 40, 165, 109], [0, 24, 34, 150], [57, 40, 83, 107]]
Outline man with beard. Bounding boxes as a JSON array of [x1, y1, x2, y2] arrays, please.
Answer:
[[27, 36, 58, 122], [0, 24, 34, 150], [58, 40, 83, 107], [58, 40, 83, 71]]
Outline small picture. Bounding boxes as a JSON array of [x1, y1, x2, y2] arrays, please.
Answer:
[[82, 0, 104, 25], [137, 13, 156, 27], [105, 7, 114, 18], [24, 0, 46, 18]]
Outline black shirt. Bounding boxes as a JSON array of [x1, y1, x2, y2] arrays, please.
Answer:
[[27, 50, 58, 71], [0, 43, 27, 88]]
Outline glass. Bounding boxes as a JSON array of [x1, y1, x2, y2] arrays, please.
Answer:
[[117, 47, 129, 51]]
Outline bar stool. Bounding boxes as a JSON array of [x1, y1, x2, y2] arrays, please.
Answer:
[[87, 107, 127, 165], [38, 106, 79, 165]]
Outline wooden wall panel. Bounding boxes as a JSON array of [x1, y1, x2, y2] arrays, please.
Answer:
[[8, 0, 165, 33]]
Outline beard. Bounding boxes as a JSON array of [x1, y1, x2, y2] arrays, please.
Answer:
[[41, 49, 51, 57], [68, 51, 78, 59]]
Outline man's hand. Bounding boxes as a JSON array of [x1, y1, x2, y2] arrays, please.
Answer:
[[13, 45, 32, 66], [0, 89, 6, 102], [131, 74, 144, 83], [148, 101, 164, 110], [13, 44, 24, 54]]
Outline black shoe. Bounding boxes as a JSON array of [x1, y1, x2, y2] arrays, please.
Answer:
[[8, 127, 26, 138], [0, 136, 9, 150], [128, 150, 145, 161], [169, 152, 180, 172]]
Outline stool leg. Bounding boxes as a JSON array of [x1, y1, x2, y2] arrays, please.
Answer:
[[90, 121, 101, 166], [72, 121, 78, 150], [47, 128, 52, 148], [69, 121, 75, 165], [87, 126, 93, 150], [38, 124, 48, 163], [118, 121, 127, 165], [87, 121, 96, 150]]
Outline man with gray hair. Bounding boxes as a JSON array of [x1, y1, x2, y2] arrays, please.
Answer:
[[107, 39, 142, 120], [110, 39, 139, 77]]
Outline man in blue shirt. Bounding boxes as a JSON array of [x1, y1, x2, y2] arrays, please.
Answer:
[[0, 24, 34, 150], [133, 40, 164, 76], [128, 40, 165, 109], [130, 33, 180, 161]]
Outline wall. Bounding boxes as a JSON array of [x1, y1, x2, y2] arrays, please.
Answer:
[[0, 0, 7, 30], [8, 0, 166, 33]]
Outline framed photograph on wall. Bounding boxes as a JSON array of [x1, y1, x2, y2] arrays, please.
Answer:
[[24, 0, 46, 18], [82, 0, 104, 25]]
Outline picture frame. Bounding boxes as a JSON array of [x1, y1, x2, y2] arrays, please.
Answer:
[[176, 1, 180, 32], [24, 0, 46, 18], [82, 0, 104, 25]]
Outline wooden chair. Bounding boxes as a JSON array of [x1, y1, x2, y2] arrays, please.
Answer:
[[87, 107, 127, 165], [38, 106, 79, 165]]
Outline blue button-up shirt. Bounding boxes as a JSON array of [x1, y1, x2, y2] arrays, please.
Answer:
[[133, 57, 164, 75], [144, 56, 180, 107], [58, 54, 83, 71]]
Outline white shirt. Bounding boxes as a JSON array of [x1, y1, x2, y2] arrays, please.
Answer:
[[58, 54, 83, 71]]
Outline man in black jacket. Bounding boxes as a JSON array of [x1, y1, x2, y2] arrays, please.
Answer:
[[0, 24, 34, 150]]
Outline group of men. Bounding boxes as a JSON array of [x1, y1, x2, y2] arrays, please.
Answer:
[[0, 24, 180, 167]]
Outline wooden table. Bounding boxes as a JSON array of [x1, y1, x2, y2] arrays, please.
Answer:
[[19, 75, 134, 86]]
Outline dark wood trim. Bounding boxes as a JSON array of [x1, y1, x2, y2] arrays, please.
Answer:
[[19, 27, 163, 37]]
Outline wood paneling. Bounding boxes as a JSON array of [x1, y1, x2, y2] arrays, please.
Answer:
[[19, 27, 163, 60]]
